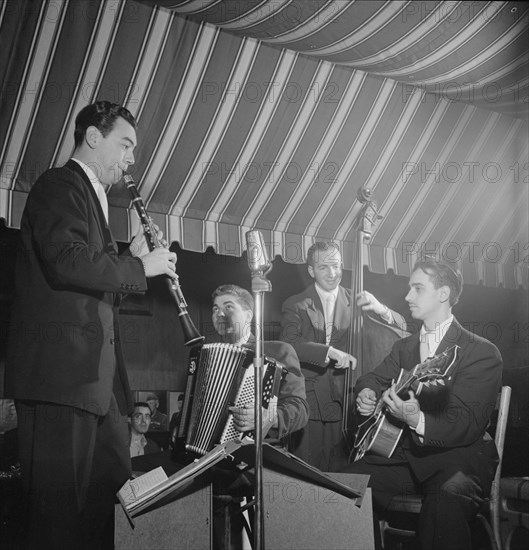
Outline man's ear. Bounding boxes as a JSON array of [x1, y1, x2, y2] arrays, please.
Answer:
[[245, 309, 253, 325], [308, 265, 315, 279], [85, 126, 100, 149], [439, 285, 450, 303]]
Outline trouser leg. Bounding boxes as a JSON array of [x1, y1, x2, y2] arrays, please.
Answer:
[[418, 469, 489, 550], [16, 395, 130, 550], [16, 400, 98, 550], [82, 394, 131, 550], [345, 458, 419, 550]]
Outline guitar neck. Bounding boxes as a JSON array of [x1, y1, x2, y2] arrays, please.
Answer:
[[393, 370, 418, 397], [390, 345, 459, 398]]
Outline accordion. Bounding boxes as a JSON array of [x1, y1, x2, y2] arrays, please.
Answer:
[[176, 343, 285, 456]]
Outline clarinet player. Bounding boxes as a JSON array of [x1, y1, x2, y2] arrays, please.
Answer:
[[5, 101, 177, 550]]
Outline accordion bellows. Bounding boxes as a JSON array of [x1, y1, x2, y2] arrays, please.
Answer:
[[177, 343, 284, 455]]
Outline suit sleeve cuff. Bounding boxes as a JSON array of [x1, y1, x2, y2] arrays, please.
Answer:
[[380, 305, 393, 324], [410, 411, 425, 440]]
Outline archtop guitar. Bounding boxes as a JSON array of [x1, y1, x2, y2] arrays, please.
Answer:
[[353, 345, 460, 461]]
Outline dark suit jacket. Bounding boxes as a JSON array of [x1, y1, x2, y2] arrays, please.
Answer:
[[354, 319, 502, 481], [280, 284, 407, 422], [245, 337, 309, 439], [129, 431, 161, 456], [5, 160, 147, 415]]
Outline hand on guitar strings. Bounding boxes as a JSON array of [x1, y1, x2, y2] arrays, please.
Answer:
[[327, 346, 357, 369], [356, 388, 377, 416], [382, 386, 421, 428]]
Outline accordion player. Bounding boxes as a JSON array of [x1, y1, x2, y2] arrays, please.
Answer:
[[175, 340, 309, 457]]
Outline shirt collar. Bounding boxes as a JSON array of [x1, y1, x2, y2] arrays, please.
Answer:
[[314, 283, 339, 305], [130, 432, 146, 445], [71, 157, 103, 195], [235, 332, 251, 346], [420, 315, 453, 349]]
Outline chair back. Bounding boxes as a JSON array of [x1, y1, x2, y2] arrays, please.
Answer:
[[381, 385, 512, 550], [490, 385, 512, 549]]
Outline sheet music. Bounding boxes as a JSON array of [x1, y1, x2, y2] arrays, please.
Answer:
[[118, 440, 244, 516], [130, 466, 168, 499]]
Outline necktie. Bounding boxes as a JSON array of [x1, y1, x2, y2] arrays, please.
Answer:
[[97, 183, 109, 223], [420, 331, 435, 362], [325, 295, 334, 344]]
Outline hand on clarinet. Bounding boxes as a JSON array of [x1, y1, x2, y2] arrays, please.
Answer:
[[129, 223, 177, 279], [327, 346, 357, 369], [229, 397, 278, 433], [129, 223, 167, 257], [140, 248, 177, 279]]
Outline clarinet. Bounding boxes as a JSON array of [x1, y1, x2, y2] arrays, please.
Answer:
[[125, 175, 204, 347]]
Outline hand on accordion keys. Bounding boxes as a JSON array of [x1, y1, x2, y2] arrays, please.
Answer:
[[229, 396, 278, 434]]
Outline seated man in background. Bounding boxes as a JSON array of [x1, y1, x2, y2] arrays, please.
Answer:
[[144, 392, 168, 431], [129, 402, 160, 458]]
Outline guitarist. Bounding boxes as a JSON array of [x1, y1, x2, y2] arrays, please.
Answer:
[[344, 258, 502, 550]]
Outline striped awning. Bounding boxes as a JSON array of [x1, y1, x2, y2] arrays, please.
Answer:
[[1, 0, 528, 288]]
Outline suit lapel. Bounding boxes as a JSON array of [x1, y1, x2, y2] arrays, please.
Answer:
[[306, 285, 326, 344], [305, 285, 351, 345], [66, 160, 118, 253], [402, 332, 421, 370], [404, 318, 462, 371], [434, 318, 463, 355], [333, 286, 351, 333]]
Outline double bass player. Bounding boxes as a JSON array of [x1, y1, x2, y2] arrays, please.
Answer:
[[280, 241, 408, 472]]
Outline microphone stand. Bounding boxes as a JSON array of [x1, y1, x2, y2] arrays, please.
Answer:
[[250, 260, 272, 550]]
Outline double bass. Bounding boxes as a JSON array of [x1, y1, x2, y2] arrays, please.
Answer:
[[341, 187, 409, 460]]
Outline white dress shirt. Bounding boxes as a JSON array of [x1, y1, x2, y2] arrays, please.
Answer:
[[129, 432, 147, 457], [414, 315, 454, 436], [314, 284, 339, 345], [71, 158, 108, 222]]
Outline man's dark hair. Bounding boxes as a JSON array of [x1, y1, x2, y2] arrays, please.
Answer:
[[74, 101, 137, 148], [211, 284, 254, 313], [413, 258, 463, 307], [131, 402, 151, 415], [306, 241, 341, 267]]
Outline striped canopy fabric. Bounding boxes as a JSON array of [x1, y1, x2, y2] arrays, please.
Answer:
[[0, 0, 528, 288]]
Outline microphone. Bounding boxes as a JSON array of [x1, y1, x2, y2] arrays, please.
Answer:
[[246, 230, 272, 275], [244, 230, 271, 549]]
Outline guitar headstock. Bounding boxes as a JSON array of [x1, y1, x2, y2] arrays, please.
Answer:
[[412, 345, 460, 385]]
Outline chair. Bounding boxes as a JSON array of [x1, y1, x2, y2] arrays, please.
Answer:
[[498, 476, 529, 550], [379, 385, 512, 550]]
